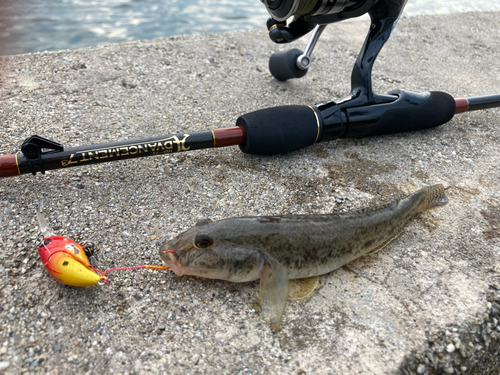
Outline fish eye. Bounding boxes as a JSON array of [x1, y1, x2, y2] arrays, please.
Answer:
[[194, 234, 214, 249]]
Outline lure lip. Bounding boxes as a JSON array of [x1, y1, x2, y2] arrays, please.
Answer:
[[37, 211, 55, 238]]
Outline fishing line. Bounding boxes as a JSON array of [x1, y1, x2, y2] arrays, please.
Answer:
[[89, 265, 170, 285]]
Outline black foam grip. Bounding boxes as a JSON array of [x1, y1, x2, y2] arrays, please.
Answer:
[[237, 105, 320, 155], [368, 91, 456, 136]]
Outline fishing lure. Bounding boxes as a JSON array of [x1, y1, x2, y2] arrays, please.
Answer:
[[36, 212, 169, 286]]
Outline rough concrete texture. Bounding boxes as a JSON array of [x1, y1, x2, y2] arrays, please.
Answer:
[[0, 11, 499, 375]]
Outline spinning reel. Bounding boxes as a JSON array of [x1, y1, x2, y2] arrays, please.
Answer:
[[263, 0, 381, 81], [262, 0, 422, 94], [230, 0, 457, 155]]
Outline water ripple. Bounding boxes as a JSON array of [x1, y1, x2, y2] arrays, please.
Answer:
[[0, 0, 498, 55]]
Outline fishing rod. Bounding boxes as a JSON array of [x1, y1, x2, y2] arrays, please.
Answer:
[[1, 93, 498, 179], [1, 0, 499, 179]]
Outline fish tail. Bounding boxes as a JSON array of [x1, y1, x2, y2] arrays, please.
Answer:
[[415, 184, 449, 213]]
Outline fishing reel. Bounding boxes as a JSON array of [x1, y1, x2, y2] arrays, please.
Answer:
[[262, 0, 399, 82], [228, 0, 456, 155]]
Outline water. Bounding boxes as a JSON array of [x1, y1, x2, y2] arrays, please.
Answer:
[[0, 0, 499, 55]]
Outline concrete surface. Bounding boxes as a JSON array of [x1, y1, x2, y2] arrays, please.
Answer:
[[0, 11, 499, 375]]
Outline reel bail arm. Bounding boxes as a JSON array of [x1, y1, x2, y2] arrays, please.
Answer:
[[267, 16, 317, 44]]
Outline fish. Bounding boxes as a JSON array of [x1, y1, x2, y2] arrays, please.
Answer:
[[159, 184, 448, 329], [37, 212, 106, 286]]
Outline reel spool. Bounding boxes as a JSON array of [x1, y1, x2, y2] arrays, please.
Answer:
[[262, 0, 371, 22]]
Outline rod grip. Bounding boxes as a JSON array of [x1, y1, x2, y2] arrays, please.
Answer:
[[237, 105, 320, 155], [367, 91, 456, 136]]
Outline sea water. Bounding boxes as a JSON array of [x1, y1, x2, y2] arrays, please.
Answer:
[[0, 0, 498, 55]]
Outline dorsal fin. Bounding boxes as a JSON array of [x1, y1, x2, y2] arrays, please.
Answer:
[[346, 200, 398, 217]]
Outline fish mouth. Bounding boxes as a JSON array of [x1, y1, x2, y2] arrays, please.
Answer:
[[158, 241, 191, 277], [158, 242, 178, 264]]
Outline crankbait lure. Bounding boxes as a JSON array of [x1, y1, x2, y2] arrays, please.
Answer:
[[36, 212, 169, 286]]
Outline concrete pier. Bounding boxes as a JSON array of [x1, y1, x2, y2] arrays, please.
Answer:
[[0, 11, 499, 374]]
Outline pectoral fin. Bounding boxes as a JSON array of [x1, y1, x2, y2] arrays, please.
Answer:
[[288, 276, 319, 300], [257, 255, 289, 331]]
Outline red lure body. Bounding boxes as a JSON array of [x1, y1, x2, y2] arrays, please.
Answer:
[[37, 235, 104, 286]]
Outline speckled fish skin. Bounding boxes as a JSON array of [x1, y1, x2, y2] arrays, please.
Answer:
[[159, 184, 448, 328]]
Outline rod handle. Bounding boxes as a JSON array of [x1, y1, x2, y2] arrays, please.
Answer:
[[366, 91, 456, 136], [236, 105, 320, 155]]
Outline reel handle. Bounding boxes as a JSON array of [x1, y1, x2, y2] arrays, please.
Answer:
[[268, 48, 308, 81], [236, 90, 456, 155]]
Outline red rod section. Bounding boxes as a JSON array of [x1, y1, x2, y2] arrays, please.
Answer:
[[0, 155, 20, 178], [454, 98, 469, 114], [213, 126, 245, 148]]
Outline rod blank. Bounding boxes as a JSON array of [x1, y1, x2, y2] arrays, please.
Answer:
[[454, 94, 500, 113]]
